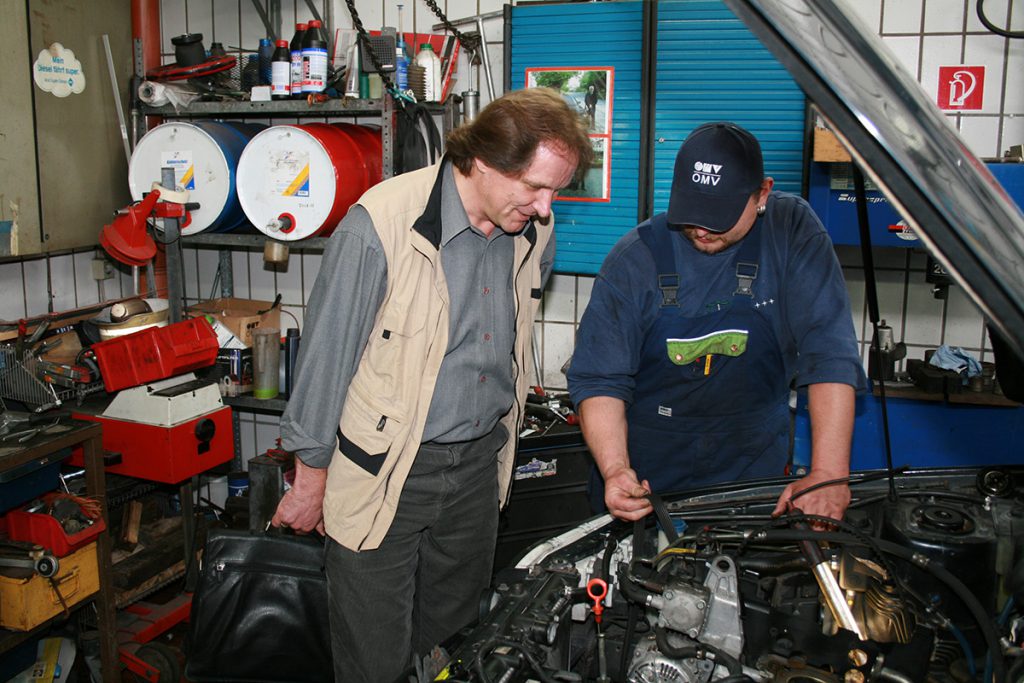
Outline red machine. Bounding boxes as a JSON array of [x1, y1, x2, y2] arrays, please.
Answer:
[[70, 374, 233, 483], [69, 318, 233, 483]]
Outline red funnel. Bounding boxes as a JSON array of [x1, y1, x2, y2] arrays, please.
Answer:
[[100, 191, 159, 266]]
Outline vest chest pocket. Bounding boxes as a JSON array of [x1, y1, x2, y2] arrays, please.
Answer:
[[337, 388, 404, 477], [357, 300, 431, 404]]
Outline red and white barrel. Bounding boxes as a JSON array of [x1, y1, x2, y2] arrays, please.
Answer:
[[236, 123, 382, 241]]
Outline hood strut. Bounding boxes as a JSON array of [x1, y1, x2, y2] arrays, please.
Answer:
[[853, 164, 898, 503]]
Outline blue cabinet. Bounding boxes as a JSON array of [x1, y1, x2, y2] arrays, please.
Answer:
[[809, 159, 1024, 247], [794, 391, 1023, 471]]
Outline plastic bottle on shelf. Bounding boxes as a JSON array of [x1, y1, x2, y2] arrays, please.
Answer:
[[257, 38, 274, 85], [290, 23, 307, 98], [395, 40, 409, 91], [271, 40, 291, 98], [301, 19, 328, 94], [414, 43, 441, 102]]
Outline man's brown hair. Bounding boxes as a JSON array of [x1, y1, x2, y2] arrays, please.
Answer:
[[446, 87, 593, 177]]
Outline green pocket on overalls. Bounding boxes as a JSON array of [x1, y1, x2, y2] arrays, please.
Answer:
[[666, 329, 749, 365]]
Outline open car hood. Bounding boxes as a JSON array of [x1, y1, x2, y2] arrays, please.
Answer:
[[723, 0, 1024, 358]]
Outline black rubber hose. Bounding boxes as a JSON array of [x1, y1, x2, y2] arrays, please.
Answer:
[[617, 561, 659, 605], [619, 601, 640, 677], [653, 626, 743, 676], [598, 533, 617, 582], [735, 553, 807, 574], [976, 0, 1024, 38]]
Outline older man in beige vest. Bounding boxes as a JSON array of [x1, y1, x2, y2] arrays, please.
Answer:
[[272, 88, 592, 683]]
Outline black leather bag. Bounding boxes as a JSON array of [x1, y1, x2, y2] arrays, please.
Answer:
[[185, 529, 333, 683]]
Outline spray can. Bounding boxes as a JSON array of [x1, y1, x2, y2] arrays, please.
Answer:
[[290, 23, 307, 98], [283, 328, 301, 398], [395, 40, 409, 91], [302, 19, 328, 94], [271, 40, 291, 98]]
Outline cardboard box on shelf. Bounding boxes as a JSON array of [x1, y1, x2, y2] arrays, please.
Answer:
[[813, 127, 852, 163], [186, 298, 280, 347]]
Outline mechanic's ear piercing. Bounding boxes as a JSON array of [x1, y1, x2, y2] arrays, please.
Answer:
[[756, 205, 766, 216]]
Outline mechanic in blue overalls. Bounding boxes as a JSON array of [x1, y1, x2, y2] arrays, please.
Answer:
[[568, 122, 867, 523]]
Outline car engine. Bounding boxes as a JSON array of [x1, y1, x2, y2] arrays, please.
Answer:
[[432, 466, 1024, 683]]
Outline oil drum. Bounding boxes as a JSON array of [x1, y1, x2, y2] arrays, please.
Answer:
[[236, 123, 382, 241]]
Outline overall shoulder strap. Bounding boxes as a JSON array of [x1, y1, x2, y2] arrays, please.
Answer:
[[733, 220, 764, 298], [637, 214, 680, 308]]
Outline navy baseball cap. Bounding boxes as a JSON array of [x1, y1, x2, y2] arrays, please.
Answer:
[[666, 122, 764, 233]]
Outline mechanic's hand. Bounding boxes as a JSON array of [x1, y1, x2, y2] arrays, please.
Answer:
[[603, 466, 653, 521], [271, 457, 328, 535], [772, 470, 850, 526]]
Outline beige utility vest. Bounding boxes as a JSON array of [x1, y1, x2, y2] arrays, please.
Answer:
[[322, 161, 553, 551]]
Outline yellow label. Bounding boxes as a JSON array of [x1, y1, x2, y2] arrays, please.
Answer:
[[283, 164, 310, 196]]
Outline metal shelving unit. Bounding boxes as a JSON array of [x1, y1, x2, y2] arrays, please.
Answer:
[[137, 95, 458, 461], [139, 97, 389, 117], [140, 94, 397, 186]]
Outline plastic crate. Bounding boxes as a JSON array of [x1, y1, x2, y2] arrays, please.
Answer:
[[91, 317, 218, 391], [6, 493, 106, 557]]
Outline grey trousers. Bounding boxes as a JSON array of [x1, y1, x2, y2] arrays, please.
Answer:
[[325, 425, 506, 683]]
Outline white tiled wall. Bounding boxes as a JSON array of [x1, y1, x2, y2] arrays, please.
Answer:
[[1, 0, 1020, 462]]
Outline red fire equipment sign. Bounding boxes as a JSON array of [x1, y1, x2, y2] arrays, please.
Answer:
[[937, 66, 985, 110]]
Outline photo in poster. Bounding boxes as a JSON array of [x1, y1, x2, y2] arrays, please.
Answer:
[[526, 67, 613, 202]]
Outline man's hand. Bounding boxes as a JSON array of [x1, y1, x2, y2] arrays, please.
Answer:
[[271, 457, 328, 535], [604, 466, 653, 521], [772, 469, 850, 524], [577, 397, 652, 520]]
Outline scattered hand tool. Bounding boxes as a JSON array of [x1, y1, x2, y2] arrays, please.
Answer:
[[0, 540, 59, 578]]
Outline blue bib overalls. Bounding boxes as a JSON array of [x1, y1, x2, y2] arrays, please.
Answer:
[[590, 214, 792, 507]]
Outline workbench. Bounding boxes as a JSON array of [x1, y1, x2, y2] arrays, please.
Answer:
[[0, 420, 118, 681]]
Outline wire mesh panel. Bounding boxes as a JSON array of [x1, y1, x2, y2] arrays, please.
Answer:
[[0, 347, 62, 411]]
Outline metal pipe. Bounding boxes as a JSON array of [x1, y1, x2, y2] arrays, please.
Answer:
[[430, 9, 505, 30], [476, 16, 496, 101], [810, 561, 864, 639], [160, 167, 184, 324], [130, 0, 160, 74], [250, 0, 275, 39], [102, 35, 132, 168]]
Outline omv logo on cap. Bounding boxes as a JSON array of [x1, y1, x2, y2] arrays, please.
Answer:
[[692, 161, 723, 187]]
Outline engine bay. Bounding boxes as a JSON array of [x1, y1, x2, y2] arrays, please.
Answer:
[[433, 466, 1024, 682]]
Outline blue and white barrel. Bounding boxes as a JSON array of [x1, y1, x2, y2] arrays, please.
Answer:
[[128, 121, 265, 234]]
